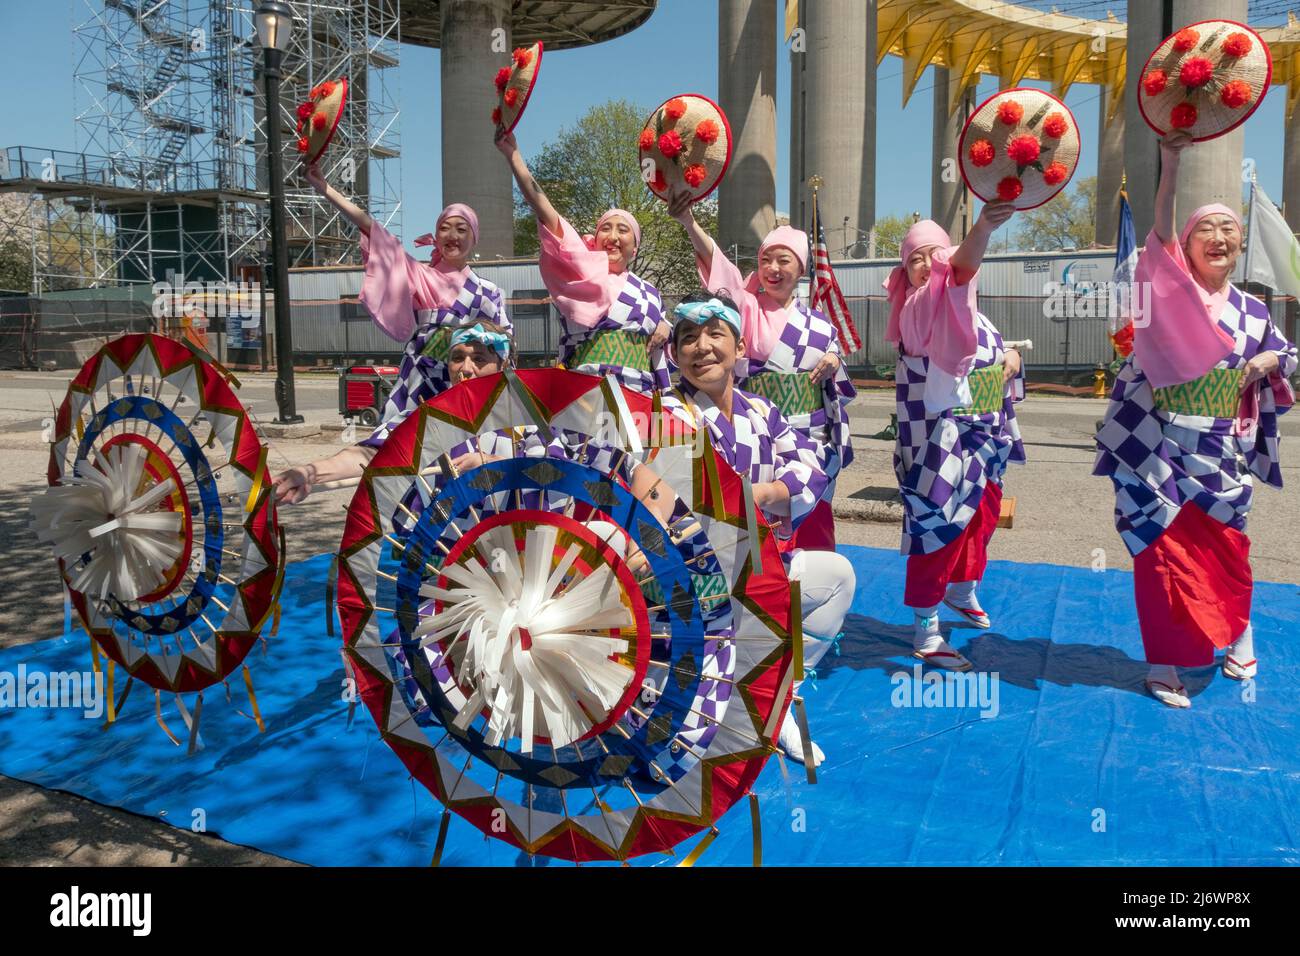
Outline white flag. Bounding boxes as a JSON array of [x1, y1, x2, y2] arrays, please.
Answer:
[[1246, 182, 1300, 298]]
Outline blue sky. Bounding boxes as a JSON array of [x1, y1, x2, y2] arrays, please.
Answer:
[[1, 0, 1290, 241]]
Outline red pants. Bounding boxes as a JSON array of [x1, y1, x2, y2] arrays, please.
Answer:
[[1134, 504, 1252, 667], [904, 482, 1003, 608], [789, 499, 836, 551]]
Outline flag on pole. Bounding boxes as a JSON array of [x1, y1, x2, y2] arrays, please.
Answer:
[[809, 193, 862, 354], [1244, 180, 1300, 299], [1109, 186, 1138, 356]]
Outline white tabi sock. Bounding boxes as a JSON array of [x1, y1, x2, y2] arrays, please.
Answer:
[[913, 606, 941, 653], [945, 580, 984, 613], [1226, 623, 1255, 663]]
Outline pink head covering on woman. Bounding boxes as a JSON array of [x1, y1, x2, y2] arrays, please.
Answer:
[[880, 219, 978, 377], [583, 208, 642, 255], [413, 203, 480, 267]]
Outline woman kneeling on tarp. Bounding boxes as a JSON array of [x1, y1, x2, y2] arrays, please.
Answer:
[[648, 291, 855, 766], [1093, 129, 1296, 708]]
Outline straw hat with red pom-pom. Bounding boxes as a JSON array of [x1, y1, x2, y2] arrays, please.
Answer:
[[639, 94, 732, 203], [957, 88, 1081, 210], [491, 42, 542, 134], [1137, 20, 1271, 142], [295, 77, 347, 165]]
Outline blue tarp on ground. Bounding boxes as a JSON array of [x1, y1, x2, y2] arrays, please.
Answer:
[[1, 546, 1297, 866]]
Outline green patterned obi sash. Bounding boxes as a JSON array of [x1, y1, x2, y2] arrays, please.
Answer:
[[567, 329, 653, 373], [1152, 367, 1243, 418], [951, 363, 1005, 415], [743, 370, 823, 417], [418, 326, 453, 363]]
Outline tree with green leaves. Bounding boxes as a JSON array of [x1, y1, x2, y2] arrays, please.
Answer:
[[1014, 175, 1098, 253], [508, 99, 717, 297], [870, 214, 914, 260]]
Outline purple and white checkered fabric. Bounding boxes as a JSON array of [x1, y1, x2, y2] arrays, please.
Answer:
[[739, 300, 857, 490], [1093, 287, 1297, 557], [662, 383, 828, 536], [894, 312, 1026, 556], [557, 270, 670, 395], [359, 272, 509, 449]]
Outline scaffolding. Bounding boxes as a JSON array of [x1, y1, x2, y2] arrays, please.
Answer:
[[0, 0, 401, 296]]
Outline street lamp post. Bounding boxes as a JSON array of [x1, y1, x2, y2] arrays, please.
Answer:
[[255, 0, 303, 424]]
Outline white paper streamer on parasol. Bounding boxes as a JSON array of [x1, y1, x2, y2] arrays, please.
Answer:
[[416, 524, 635, 752], [31, 442, 183, 603]]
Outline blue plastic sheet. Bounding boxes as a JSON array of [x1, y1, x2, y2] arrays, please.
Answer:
[[1, 547, 1296, 866]]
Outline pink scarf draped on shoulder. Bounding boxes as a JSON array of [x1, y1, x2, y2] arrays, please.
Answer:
[[358, 203, 477, 342], [882, 220, 979, 377], [1130, 203, 1240, 389], [697, 225, 809, 361]]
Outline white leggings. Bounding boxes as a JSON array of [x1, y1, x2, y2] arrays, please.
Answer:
[[788, 549, 856, 670]]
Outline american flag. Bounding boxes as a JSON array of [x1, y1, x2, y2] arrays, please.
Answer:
[[810, 215, 862, 354]]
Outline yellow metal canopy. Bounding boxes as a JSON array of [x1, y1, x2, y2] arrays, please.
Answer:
[[876, 0, 1300, 121]]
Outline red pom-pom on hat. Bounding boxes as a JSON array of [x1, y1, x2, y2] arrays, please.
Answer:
[[512, 47, 532, 69], [491, 106, 502, 125], [683, 164, 707, 188], [664, 98, 687, 121], [495, 67, 510, 92], [1170, 102, 1199, 129], [311, 112, 327, 132], [296, 102, 313, 120], [1179, 57, 1214, 88], [1222, 32, 1252, 58], [968, 139, 995, 167], [1043, 113, 1069, 139], [694, 119, 719, 144], [638, 128, 656, 150], [651, 169, 667, 193], [1220, 79, 1252, 109], [1173, 28, 1200, 52], [503, 88, 519, 107], [997, 177, 1023, 202], [319, 81, 335, 98], [997, 100, 1024, 126], [1143, 69, 1169, 96], [658, 130, 683, 158], [1007, 134, 1041, 166], [1043, 161, 1068, 186], [296, 137, 309, 153]]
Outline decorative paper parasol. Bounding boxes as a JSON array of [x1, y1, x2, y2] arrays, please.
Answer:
[[639, 94, 733, 203], [32, 334, 285, 751], [492, 43, 543, 134], [1138, 21, 1271, 142], [958, 88, 1081, 210], [295, 77, 348, 164], [336, 368, 800, 863]]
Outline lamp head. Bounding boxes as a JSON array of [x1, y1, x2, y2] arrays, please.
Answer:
[[255, 1, 295, 52]]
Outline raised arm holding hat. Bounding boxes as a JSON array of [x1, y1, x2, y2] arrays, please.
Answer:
[[883, 203, 1026, 671], [1093, 127, 1297, 709], [496, 129, 671, 395], [670, 190, 856, 552]]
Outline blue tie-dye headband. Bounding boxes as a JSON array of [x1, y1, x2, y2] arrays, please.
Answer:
[[451, 322, 510, 359], [671, 298, 742, 336]]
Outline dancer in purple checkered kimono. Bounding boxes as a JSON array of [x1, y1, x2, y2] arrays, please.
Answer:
[[303, 163, 511, 449], [883, 204, 1025, 671], [496, 130, 671, 394], [670, 190, 857, 552], [642, 291, 855, 768], [1093, 130, 1297, 709]]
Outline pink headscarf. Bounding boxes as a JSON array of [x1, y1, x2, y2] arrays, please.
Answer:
[[584, 208, 642, 254], [413, 203, 480, 265], [1130, 204, 1244, 389], [758, 226, 809, 272], [1178, 203, 1241, 247], [883, 219, 953, 346]]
